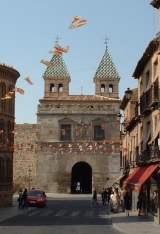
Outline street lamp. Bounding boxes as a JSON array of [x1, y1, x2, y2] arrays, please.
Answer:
[[29, 169, 31, 191], [125, 88, 132, 100], [116, 113, 123, 121]]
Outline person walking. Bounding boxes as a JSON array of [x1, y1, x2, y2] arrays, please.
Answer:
[[18, 187, 23, 209], [22, 188, 28, 210], [107, 188, 111, 205], [119, 188, 125, 212], [137, 193, 142, 216], [124, 191, 131, 216], [90, 189, 99, 207], [101, 188, 105, 205], [103, 189, 108, 206]]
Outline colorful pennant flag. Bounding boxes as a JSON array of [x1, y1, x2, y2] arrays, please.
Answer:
[[40, 60, 53, 68], [54, 44, 69, 53], [25, 76, 33, 85]]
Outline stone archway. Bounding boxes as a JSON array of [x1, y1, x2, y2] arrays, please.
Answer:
[[71, 161, 92, 194]]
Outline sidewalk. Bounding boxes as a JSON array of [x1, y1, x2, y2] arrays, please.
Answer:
[[0, 196, 34, 223], [110, 209, 160, 234], [0, 194, 160, 234]]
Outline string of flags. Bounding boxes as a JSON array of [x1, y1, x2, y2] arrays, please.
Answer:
[[40, 15, 86, 68], [1, 14, 86, 100], [69, 16, 87, 29]]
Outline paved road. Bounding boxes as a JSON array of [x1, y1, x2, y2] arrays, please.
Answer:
[[0, 198, 123, 234]]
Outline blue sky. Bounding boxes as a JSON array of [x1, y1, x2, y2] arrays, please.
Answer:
[[0, 0, 159, 124]]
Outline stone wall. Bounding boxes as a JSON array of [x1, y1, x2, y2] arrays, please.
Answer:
[[13, 124, 37, 190]]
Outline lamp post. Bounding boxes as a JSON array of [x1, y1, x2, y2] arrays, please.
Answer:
[[125, 88, 132, 100], [29, 169, 31, 191]]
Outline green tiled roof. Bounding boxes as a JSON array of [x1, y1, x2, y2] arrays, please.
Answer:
[[94, 49, 120, 79], [43, 54, 70, 77]]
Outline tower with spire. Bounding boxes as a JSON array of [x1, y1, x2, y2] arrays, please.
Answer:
[[94, 46, 120, 98], [36, 39, 121, 194], [43, 54, 71, 98]]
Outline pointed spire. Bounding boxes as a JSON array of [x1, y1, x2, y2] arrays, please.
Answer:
[[43, 54, 70, 78], [94, 47, 120, 80]]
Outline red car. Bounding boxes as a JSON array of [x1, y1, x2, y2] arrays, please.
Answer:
[[28, 190, 47, 207]]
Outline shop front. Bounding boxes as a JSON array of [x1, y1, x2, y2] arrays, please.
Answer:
[[122, 164, 160, 224]]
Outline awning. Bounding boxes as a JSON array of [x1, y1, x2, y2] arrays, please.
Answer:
[[122, 164, 159, 192], [113, 175, 125, 185]]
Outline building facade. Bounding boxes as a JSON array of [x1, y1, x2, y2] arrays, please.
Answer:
[[36, 47, 121, 194], [0, 63, 20, 206], [120, 36, 160, 223]]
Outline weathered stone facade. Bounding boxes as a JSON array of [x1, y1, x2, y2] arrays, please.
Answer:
[[13, 124, 37, 190], [36, 48, 121, 194], [0, 63, 20, 206]]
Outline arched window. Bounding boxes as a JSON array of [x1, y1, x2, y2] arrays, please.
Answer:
[[109, 84, 113, 93], [0, 121, 4, 145], [8, 85, 13, 113], [0, 83, 6, 112], [58, 83, 63, 92], [50, 83, 54, 92], [101, 84, 105, 92], [7, 122, 11, 144], [6, 158, 11, 183], [0, 157, 3, 183]]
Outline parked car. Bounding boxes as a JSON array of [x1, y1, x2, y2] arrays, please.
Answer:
[[28, 190, 47, 207]]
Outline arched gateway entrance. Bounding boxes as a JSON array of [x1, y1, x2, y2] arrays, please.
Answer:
[[71, 161, 92, 194]]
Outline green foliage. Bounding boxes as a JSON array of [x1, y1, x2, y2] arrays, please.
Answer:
[[13, 182, 20, 193]]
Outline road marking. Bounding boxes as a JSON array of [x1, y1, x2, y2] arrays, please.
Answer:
[[54, 210, 67, 216], [85, 211, 93, 216], [70, 211, 80, 217], [28, 211, 41, 216], [39, 211, 53, 216]]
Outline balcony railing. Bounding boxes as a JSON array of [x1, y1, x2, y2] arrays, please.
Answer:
[[137, 146, 160, 165]]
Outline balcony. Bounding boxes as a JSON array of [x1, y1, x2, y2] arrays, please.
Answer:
[[137, 146, 160, 165]]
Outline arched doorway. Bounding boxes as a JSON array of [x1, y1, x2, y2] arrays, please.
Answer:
[[71, 161, 92, 194]]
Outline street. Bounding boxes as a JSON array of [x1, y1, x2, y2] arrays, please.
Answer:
[[0, 197, 123, 234]]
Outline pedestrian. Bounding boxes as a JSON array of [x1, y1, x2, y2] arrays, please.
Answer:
[[90, 189, 99, 207], [110, 191, 115, 212], [101, 188, 105, 205], [114, 188, 120, 213], [119, 188, 125, 212], [22, 188, 28, 210], [124, 191, 130, 216], [137, 193, 142, 216], [103, 188, 108, 206], [107, 188, 111, 205], [18, 187, 23, 209]]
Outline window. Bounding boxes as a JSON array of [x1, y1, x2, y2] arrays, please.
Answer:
[[0, 122, 4, 144], [58, 83, 63, 92], [50, 83, 54, 92], [146, 70, 150, 88], [100, 84, 105, 92], [6, 158, 11, 183], [60, 124, 71, 141], [153, 78, 158, 101], [150, 176, 158, 214], [7, 122, 11, 144], [109, 84, 113, 93], [153, 58, 158, 78], [94, 125, 104, 141], [0, 158, 3, 183], [0, 83, 6, 112]]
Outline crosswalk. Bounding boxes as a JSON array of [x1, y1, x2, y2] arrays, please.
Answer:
[[27, 209, 110, 218]]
